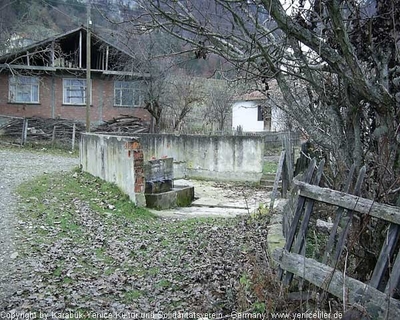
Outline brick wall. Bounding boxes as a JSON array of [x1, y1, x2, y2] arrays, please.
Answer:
[[0, 73, 152, 124]]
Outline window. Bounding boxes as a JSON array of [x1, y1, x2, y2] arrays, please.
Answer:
[[257, 105, 264, 121], [114, 81, 144, 107], [9, 76, 39, 103], [63, 79, 90, 105], [257, 105, 271, 121]]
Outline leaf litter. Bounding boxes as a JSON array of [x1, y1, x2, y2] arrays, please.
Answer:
[[3, 170, 281, 315]]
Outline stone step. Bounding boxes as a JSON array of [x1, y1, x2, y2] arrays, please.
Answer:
[[191, 198, 256, 210], [260, 179, 281, 184], [262, 173, 278, 180]]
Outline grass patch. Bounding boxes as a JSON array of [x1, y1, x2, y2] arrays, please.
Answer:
[[123, 290, 143, 302], [262, 161, 278, 174], [0, 140, 79, 157], [18, 169, 155, 221]]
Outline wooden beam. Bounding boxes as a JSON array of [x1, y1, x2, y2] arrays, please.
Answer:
[[386, 245, 400, 296], [101, 70, 150, 77], [79, 30, 82, 68], [293, 179, 400, 225], [273, 249, 400, 319], [105, 45, 109, 71], [278, 159, 316, 280], [0, 64, 57, 71], [51, 41, 55, 67], [269, 150, 285, 210], [370, 224, 400, 289], [284, 159, 325, 285], [322, 163, 356, 265], [21, 118, 28, 146], [332, 166, 366, 265]]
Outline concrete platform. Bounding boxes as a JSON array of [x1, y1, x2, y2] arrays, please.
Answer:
[[150, 179, 273, 218]]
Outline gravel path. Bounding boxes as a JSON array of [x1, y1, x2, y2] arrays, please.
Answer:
[[0, 148, 79, 305]]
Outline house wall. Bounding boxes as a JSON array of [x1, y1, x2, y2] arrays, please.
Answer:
[[0, 73, 151, 124], [232, 100, 286, 132], [232, 100, 264, 132]]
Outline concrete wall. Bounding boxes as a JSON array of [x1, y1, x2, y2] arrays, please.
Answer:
[[136, 134, 264, 182], [80, 133, 145, 206]]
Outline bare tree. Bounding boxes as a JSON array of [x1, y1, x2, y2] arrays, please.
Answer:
[[203, 82, 235, 133], [162, 73, 204, 132], [108, 29, 187, 132], [124, 0, 400, 203]]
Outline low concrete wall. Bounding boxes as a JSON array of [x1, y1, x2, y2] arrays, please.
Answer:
[[136, 134, 264, 182], [80, 133, 145, 206]]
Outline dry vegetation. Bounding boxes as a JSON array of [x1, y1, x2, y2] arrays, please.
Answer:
[[1, 168, 345, 317]]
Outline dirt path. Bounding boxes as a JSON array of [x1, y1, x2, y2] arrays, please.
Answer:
[[0, 148, 79, 305]]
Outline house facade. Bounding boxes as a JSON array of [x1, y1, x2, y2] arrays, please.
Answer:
[[232, 90, 286, 132], [0, 27, 151, 124]]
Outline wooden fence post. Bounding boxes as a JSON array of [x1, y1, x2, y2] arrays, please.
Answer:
[[270, 150, 286, 211], [72, 123, 76, 150], [21, 118, 28, 145], [52, 125, 57, 144]]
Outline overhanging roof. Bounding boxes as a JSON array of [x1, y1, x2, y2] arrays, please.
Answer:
[[0, 26, 134, 63]]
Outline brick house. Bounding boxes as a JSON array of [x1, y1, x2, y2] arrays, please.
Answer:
[[0, 26, 151, 124]]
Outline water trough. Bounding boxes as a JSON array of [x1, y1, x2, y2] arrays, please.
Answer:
[[144, 157, 194, 210]]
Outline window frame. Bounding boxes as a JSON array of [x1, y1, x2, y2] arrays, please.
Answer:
[[114, 80, 144, 108], [62, 78, 91, 106], [9, 76, 40, 104]]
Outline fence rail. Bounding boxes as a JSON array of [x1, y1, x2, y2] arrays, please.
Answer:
[[273, 159, 400, 319]]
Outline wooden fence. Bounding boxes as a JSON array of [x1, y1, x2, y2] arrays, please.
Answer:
[[0, 116, 83, 149], [272, 159, 400, 319], [269, 132, 294, 210]]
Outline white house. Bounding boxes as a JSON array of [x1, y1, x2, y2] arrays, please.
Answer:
[[232, 90, 285, 132]]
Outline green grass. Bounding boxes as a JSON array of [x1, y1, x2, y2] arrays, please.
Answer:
[[0, 140, 79, 157], [18, 169, 155, 221], [123, 290, 143, 302], [262, 161, 278, 174]]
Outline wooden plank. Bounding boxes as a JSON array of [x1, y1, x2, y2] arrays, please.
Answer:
[[385, 246, 400, 296], [293, 180, 400, 226], [370, 224, 400, 290], [331, 166, 366, 265], [284, 159, 316, 252], [52, 125, 57, 143], [292, 159, 325, 254], [72, 123, 76, 150], [105, 45, 109, 71], [51, 41, 55, 67], [79, 30, 82, 68], [278, 159, 316, 280], [0, 64, 57, 71], [269, 150, 286, 211], [21, 118, 28, 145], [284, 159, 325, 285], [322, 164, 356, 265], [273, 249, 400, 319]]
